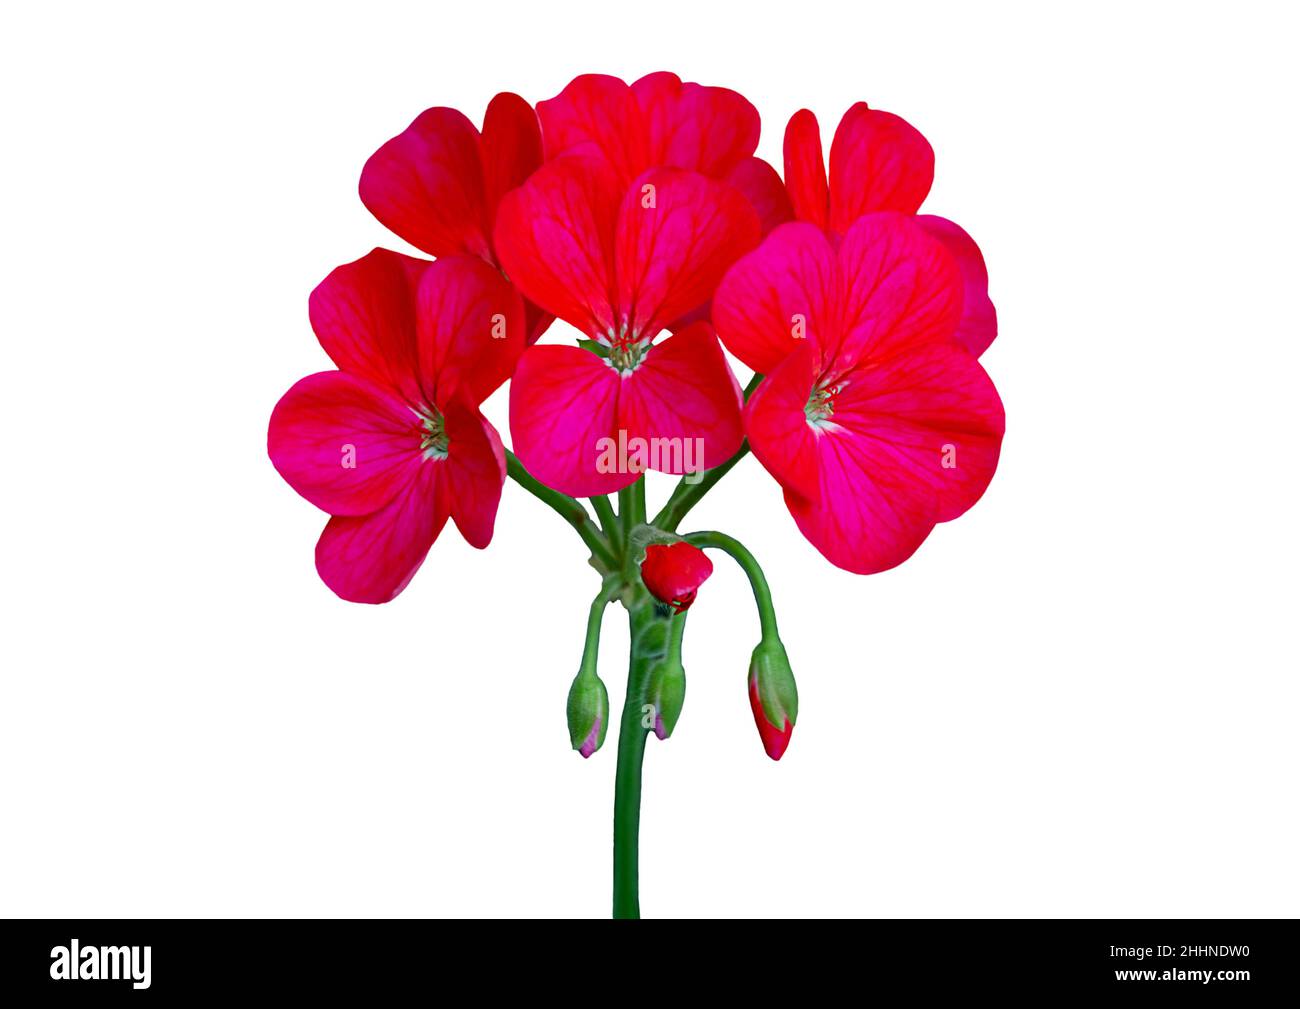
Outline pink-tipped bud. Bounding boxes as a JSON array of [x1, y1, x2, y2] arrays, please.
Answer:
[[566, 672, 609, 758], [748, 637, 797, 760], [647, 658, 686, 741], [640, 541, 713, 612]]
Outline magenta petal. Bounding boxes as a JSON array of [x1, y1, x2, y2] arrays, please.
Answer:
[[917, 215, 998, 358], [314, 461, 449, 604], [829, 212, 963, 368], [443, 398, 506, 550], [713, 221, 836, 375], [786, 344, 1004, 574], [268, 371, 420, 517], [617, 323, 744, 473], [742, 342, 821, 502], [508, 344, 633, 498]]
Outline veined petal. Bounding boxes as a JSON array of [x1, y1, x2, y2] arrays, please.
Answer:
[[742, 342, 821, 502], [785, 344, 1004, 573], [712, 222, 836, 374], [268, 371, 421, 517], [493, 155, 620, 339], [830, 212, 962, 369], [615, 167, 760, 340], [359, 107, 491, 260], [308, 248, 427, 404], [631, 72, 760, 179], [443, 397, 507, 549], [783, 108, 829, 229], [917, 215, 998, 358], [829, 103, 934, 229], [417, 254, 525, 407], [537, 74, 645, 183], [315, 459, 449, 604], [617, 323, 743, 474], [508, 344, 633, 497]]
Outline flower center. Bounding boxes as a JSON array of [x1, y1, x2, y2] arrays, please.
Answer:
[[606, 330, 650, 375], [805, 380, 844, 430], [418, 405, 449, 461]]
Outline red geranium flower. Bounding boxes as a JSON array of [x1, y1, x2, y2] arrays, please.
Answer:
[[268, 249, 524, 602], [783, 103, 996, 357], [713, 213, 1005, 574], [359, 92, 554, 344], [539, 72, 792, 234], [496, 110, 761, 496]]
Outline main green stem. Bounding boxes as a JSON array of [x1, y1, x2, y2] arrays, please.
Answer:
[[613, 594, 670, 919]]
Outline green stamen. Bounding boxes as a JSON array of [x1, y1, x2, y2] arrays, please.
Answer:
[[419, 406, 449, 460]]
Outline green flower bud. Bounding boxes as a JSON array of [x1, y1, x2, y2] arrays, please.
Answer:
[[566, 672, 609, 758]]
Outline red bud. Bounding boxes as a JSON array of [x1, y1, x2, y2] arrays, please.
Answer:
[[640, 542, 713, 612]]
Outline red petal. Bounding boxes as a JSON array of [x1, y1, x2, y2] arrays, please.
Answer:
[[523, 301, 555, 346], [741, 343, 821, 502], [537, 74, 645, 183], [493, 155, 620, 339], [480, 91, 543, 234], [615, 167, 760, 339], [749, 676, 794, 760], [508, 344, 633, 497], [308, 248, 426, 404], [417, 254, 525, 407], [785, 344, 1004, 573], [783, 108, 829, 229], [829, 103, 934, 230], [829, 212, 962, 370], [631, 72, 759, 180], [315, 461, 448, 604], [726, 156, 794, 236], [618, 322, 744, 473], [917, 215, 998, 358], [443, 397, 507, 549], [268, 371, 421, 517], [359, 107, 490, 260], [713, 222, 836, 374]]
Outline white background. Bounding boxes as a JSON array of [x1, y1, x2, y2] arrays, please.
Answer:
[[3, 1, 1297, 918]]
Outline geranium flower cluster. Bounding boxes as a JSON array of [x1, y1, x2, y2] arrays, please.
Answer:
[[268, 72, 1003, 918]]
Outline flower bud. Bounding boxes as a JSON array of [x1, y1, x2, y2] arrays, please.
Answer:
[[647, 658, 686, 740], [566, 672, 609, 758], [640, 541, 713, 612], [748, 637, 798, 760]]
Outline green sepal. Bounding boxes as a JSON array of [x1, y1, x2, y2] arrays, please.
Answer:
[[749, 636, 798, 728]]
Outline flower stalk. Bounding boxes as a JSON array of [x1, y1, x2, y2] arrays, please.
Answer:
[[506, 449, 617, 570]]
